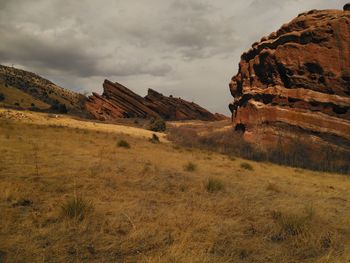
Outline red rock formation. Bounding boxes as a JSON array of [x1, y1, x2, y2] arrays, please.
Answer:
[[144, 88, 223, 121], [229, 7, 350, 150], [86, 80, 224, 121]]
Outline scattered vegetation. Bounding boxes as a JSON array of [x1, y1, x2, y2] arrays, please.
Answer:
[[167, 125, 350, 174], [240, 162, 253, 171], [60, 196, 93, 221], [184, 162, 197, 172], [117, 139, 130, 148], [147, 118, 166, 132], [205, 177, 224, 193], [0, 112, 349, 262]]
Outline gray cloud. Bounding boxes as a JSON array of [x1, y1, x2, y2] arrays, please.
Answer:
[[0, 0, 348, 113]]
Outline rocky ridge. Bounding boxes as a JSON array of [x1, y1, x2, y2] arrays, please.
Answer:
[[86, 79, 225, 121]]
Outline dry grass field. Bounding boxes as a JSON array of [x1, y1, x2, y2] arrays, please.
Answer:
[[1, 109, 350, 262]]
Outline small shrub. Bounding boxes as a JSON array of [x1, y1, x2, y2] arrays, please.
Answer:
[[240, 162, 253, 171], [148, 118, 166, 132], [51, 102, 68, 114], [117, 139, 130, 148], [0, 93, 5, 102], [61, 196, 93, 221], [149, 133, 160, 144], [184, 162, 197, 172], [229, 154, 236, 161], [206, 177, 224, 193]]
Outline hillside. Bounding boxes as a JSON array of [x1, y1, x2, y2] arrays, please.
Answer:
[[0, 108, 350, 262], [0, 65, 87, 116]]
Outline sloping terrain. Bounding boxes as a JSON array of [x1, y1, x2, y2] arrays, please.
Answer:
[[86, 80, 226, 121], [0, 109, 350, 262], [229, 8, 350, 152], [0, 65, 87, 116]]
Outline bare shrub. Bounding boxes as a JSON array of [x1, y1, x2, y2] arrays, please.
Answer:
[[147, 118, 166, 132]]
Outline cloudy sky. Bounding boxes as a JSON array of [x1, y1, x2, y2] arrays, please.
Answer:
[[0, 0, 347, 114]]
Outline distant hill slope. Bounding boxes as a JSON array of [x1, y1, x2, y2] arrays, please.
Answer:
[[0, 65, 87, 116]]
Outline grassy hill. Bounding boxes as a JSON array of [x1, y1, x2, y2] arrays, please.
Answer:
[[0, 65, 88, 116], [0, 84, 51, 110], [0, 109, 350, 262]]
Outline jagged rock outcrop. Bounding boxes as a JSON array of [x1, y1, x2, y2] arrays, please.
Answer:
[[229, 7, 350, 150], [86, 80, 224, 121]]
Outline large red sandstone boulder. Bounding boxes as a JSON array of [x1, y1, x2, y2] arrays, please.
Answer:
[[344, 3, 350, 11], [229, 7, 350, 150]]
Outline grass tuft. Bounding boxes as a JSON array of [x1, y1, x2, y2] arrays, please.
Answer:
[[240, 162, 253, 171], [276, 207, 315, 236], [184, 162, 197, 172], [206, 177, 224, 193], [61, 196, 93, 221], [117, 139, 130, 148], [266, 182, 281, 193]]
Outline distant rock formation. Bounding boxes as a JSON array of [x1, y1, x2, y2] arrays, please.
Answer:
[[86, 80, 225, 121], [229, 7, 350, 150]]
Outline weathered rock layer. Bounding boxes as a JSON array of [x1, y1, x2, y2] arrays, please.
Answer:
[[86, 80, 224, 121], [229, 7, 350, 150]]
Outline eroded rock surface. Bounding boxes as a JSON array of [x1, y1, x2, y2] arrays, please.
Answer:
[[229, 8, 350, 149]]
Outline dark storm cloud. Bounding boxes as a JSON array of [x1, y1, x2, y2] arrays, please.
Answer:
[[0, 0, 173, 77], [0, 0, 347, 113]]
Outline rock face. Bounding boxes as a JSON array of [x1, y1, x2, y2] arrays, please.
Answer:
[[86, 80, 224, 121], [229, 8, 350, 150]]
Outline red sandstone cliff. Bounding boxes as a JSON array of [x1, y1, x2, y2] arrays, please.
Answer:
[[229, 6, 350, 150], [86, 80, 225, 121]]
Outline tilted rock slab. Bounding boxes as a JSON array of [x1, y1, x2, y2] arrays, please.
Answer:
[[86, 79, 224, 121]]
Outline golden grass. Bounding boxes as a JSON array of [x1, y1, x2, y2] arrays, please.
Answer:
[[1, 110, 350, 262]]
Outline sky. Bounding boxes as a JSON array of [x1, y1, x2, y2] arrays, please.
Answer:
[[0, 0, 347, 114]]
